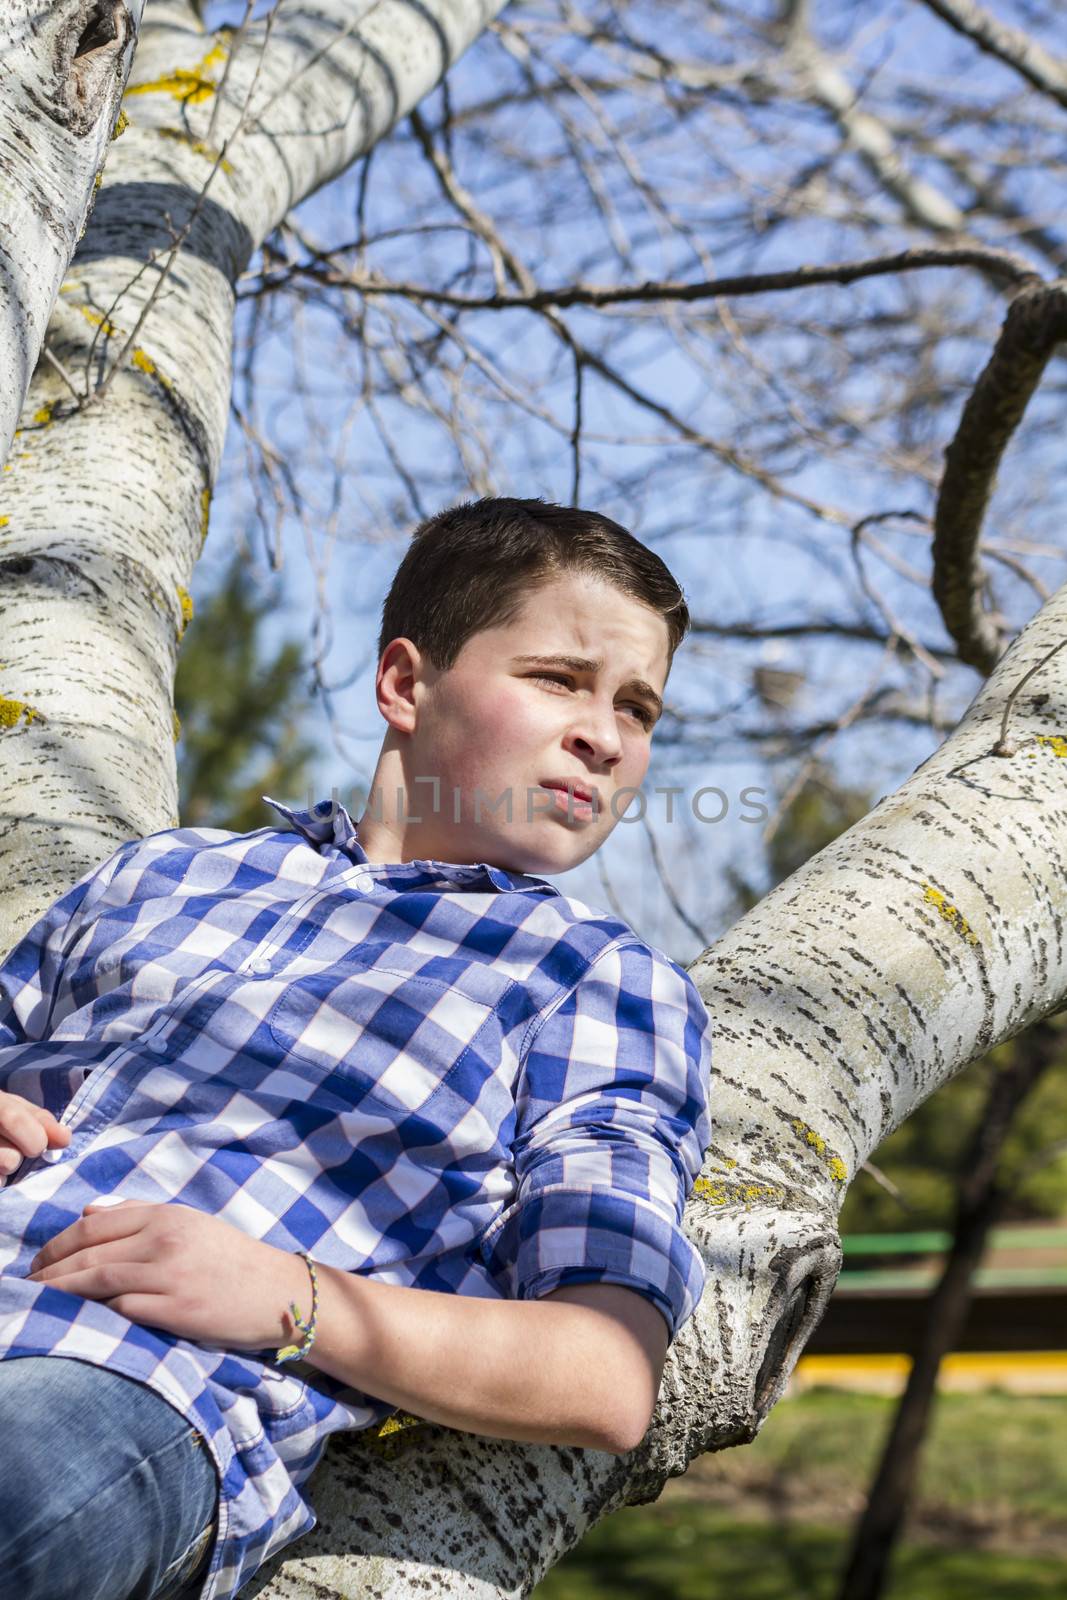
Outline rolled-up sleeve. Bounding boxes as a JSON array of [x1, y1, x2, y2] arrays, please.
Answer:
[[478, 938, 713, 1342]]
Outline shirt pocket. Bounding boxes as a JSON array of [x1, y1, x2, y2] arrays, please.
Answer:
[[267, 962, 512, 1124]]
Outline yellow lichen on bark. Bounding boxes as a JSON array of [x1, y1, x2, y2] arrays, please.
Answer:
[[176, 586, 194, 634], [0, 697, 41, 731], [793, 1119, 825, 1155], [692, 1174, 786, 1206], [791, 1121, 847, 1183], [921, 882, 980, 946], [131, 347, 174, 391], [376, 1412, 422, 1439], [76, 306, 118, 339], [200, 489, 212, 549], [125, 42, 228, 106], [1035, 734, 1067, 758], [360, 1411, 426, 1460]]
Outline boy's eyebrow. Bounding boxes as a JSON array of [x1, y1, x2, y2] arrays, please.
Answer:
[[510, 653, 664, 720]]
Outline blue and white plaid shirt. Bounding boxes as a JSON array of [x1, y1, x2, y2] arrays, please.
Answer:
[[0, 798, 712, 1600]]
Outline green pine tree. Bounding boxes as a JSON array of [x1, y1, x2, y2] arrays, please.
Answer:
[[174, 553, 319, 834]]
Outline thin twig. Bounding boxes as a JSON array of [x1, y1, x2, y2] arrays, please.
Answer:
[[244, 242, 1041, 312], [640, 812, 713, 949], [206, 0, 256, 147], [993, 637, 1067, 756], [861, 1160, 911, 1209], [762, 640, 899, 844], [89, 6, 279, 407], [39, 344, 82, 402], [595, 850, 630, 924]]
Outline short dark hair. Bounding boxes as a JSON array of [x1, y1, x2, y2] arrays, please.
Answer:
[[378, 497, 689, 673]]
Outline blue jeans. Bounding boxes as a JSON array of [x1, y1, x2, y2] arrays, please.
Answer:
[[0, 1355, 219, 1600]]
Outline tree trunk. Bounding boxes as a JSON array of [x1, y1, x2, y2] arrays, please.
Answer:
[[0, 0, 145, 466], [836, 1021, 1057, 1600]]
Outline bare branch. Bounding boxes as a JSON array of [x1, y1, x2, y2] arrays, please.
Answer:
[[689, 616, 957, 663], [245, 242, 1040, 311], [639, 813, 713, 949], [782, 0, 968, 234], [918, 0, 1067, 111], [933, 280, 1067, 673]]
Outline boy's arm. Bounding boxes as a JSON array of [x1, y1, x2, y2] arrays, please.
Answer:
[[309, 938, 710, 1453], [28, 1197, 667, 1453], [305, 1272, 668, 1454], [307, 940, 708, 1451]]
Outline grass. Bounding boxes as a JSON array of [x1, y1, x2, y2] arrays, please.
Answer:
[[534, 1506, 1067, 1600], [533, 1389, 1067, 1599], [696, 1389, 1067, 1528]]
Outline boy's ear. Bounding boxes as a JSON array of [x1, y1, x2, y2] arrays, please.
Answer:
[[376, 638, 423, 734]]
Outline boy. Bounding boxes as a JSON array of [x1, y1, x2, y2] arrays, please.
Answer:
[[0, 498, 712, 1600]]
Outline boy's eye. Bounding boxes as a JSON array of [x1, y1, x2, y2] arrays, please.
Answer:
[[530, 674, 655, 730], [624, 704, 656, 729]]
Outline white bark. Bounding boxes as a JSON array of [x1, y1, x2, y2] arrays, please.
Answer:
[[0, 0, 505, 956], [0, 0, 145, 466]]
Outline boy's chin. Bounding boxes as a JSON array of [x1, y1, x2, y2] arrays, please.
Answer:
[[494, 827, 603, 878]]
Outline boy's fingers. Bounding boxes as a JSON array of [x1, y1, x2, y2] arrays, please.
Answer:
[[31, 1202, 155, 1271], [0, 1106, 47, 1159], [30, 1233, 158, 1277], [26, 1258, 160, 1299], [0, 1101, 70, 1182], [31, 1107, 72, 1146]]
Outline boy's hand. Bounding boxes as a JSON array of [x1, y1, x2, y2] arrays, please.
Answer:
[[0, 1090, 71, 1176], [25, 1200, 310, 1351]]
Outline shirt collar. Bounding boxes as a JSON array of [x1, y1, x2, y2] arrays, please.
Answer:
[[262, 796, 560, 897]]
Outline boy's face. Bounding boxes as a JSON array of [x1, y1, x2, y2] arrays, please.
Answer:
[[379, 571, 671, 875]]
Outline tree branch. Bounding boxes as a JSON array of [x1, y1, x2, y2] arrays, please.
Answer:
[[244, 242, 1040, 311], [918, 0, 1067, 111], [933, 280, 1067, 674], [689, 616, 957, 664], [781, 0, 968, 235]]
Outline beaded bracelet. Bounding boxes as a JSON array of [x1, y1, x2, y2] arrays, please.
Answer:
[[276, 1253, 319, 1363]]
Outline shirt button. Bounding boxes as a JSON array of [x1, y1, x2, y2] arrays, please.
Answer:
[[144, 1038, 169, 1055], [354, 874, 373, 893], [248, 957, 272, 973]]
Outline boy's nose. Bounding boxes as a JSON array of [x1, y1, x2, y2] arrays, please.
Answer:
[[565, 714, 623, 766]]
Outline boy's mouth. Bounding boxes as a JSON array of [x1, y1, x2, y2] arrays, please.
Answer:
[[539, 779, 599, 818]]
